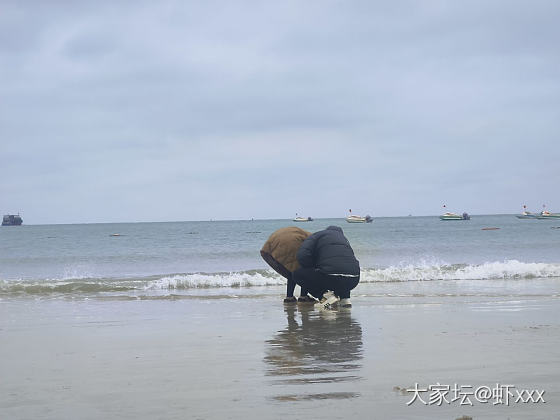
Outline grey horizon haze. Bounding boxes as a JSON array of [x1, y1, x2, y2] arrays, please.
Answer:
[[1, 0, 559, 224]]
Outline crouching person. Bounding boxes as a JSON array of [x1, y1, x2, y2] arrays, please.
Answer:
[[294, 226, 360, 309], [260, 227, 316, 304]]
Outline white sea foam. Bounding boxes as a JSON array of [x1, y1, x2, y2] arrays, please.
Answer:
[[145, 261, 560, 290], [144, 270, 285, 290], [2, 261, 560, 295], [360, 260, 560, 282]]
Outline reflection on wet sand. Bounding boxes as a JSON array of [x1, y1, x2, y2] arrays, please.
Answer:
[[264, 306, 363, 402]]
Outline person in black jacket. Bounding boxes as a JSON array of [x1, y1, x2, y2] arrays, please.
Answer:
[[293, 226, 360, 307]]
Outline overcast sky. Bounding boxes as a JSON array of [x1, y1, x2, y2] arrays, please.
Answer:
[[1, 0, 559, 224]]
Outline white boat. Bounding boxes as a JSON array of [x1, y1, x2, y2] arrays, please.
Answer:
[[439, 212, 470, 221], [346, 215, 367, 223], [440, 212, 461, 221], [516, 205, 538, 219], [293, 214, 313, 222], [345, 210, 372, 223], [537, 210, 560, 220], [535, 205, 560, 220], [440, 205, 470, 221]]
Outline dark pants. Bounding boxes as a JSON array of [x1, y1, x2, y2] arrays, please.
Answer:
[[287, 275, 308, 298], [293, 268, 359, 299]]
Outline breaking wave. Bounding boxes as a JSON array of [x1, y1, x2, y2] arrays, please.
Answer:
[[0, 269, 284, 296], [144, 270, 284, 290], [361, 260, 560, 282], [1, 260, 560, 296]]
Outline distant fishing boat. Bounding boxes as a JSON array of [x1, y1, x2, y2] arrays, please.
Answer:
[[346, 209, 372, 223], [2, 214, 23, 226], [536, 205, 560, 219], [293, 214, 313, 222], [440, 212, 470, 221], [537, 211, 560, 220], [516, 205, 538, 219], [439, 205, 469, 221]]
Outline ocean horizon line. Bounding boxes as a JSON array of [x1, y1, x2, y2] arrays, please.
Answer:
[[8, 213, 524, 227]]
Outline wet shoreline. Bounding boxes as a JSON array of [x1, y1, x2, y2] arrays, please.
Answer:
[[1, 281, 559, 419]]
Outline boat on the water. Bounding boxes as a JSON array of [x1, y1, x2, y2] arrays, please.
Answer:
[[516, 205, 538, 219], [440, 212, 470, 221], [537, 210, 560, 220], [2, 214, 23, 226], [534, 205, 560, 220], [440, 205, 469, 221], [293, 214, 313, 222], [345, 210, 372, 223]]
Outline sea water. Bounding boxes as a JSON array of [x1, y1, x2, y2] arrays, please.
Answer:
[[2, 215, 560, 420], [1, 215, 559, 299]]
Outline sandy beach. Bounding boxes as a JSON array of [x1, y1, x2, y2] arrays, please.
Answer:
[[1, 279, 559, 420], [3, 0, 560, 418]]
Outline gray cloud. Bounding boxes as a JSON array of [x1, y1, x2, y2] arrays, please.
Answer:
[[1, 0, 559, 223]]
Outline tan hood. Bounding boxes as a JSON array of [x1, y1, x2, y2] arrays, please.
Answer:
[[260, 226, 311, 275]]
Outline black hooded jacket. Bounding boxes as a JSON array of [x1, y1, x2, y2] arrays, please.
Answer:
[[296, 226, 360, 276]]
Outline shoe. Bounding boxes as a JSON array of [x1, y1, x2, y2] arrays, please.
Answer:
[[298, 296, 315, 303], [283, 296, 297, 304], [314, 291, 340, 310], [339, 298, 352, 308]]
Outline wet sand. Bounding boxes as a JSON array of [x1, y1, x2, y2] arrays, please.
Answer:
[[1, 279, 560, 419]]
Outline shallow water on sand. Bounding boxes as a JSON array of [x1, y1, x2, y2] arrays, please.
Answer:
[[1, 281, 559, 419]]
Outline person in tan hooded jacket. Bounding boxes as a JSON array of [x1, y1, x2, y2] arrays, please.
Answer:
[[260, 226, 315, 303]]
